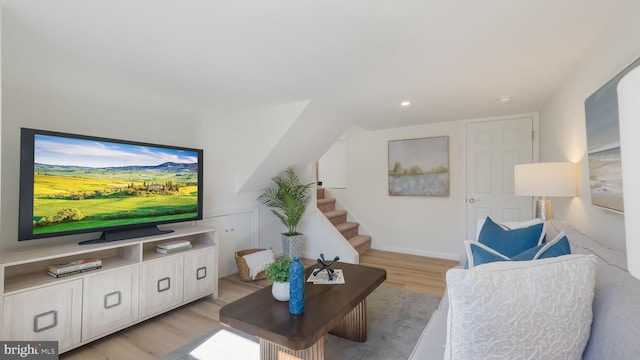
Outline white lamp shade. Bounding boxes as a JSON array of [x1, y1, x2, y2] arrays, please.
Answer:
[[514, 162, 577, 197]]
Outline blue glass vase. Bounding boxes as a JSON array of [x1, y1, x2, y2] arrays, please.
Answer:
[[289, 256, 305, 314]]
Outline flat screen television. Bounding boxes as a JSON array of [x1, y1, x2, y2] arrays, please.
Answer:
[[18, 128, 203, 244]]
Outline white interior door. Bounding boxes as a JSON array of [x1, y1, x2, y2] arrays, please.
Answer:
[[466, 117, 536, 239]]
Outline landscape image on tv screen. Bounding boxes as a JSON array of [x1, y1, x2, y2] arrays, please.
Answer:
[[31, 134, 200, 237]]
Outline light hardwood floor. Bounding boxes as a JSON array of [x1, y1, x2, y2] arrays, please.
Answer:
[[359, 250, 459, 295], [60, 251, 458, 359]]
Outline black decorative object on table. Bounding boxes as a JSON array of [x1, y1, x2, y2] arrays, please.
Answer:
[[313, 253, 339, 280]]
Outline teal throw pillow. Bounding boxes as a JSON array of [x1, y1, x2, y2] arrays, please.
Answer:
[[512, 235, 571, 261], [465, 231, 571, 268], [477, 217, 546, 257], [465, 241, 509, 268]]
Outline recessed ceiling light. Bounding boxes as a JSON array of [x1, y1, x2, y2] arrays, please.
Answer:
[[401, 101, 411, 107], [498, 96, 512, 103]]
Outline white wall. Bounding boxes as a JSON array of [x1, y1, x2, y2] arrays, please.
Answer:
[[3, 1, 636, 258], [194, 108, 313, 254], [318, 138, 347, 188], [0, 7, 3, 239], [0, 61, 343, 257], [0, 13, 293, 252], [193, 98, 354, 253], [539, 0, 640, 251], [618, 65, 640, 278], [194, 105, 306, 217], [330, 122, 466, 260], [330, 1, 640, 258], [0, 83, 201, 251], [0, 85, 333, 255], [0, 7, 212, 251], [0, 5, 346, 254]]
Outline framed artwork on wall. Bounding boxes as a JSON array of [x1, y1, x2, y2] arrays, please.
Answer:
[[388, 136, 450, 196], [585, 56, 640, 213]]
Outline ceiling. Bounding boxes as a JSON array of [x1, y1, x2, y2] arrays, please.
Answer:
[[1, 0, 624, 130]]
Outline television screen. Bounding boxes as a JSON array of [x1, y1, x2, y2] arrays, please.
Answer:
[[18, 128, 203, 243]]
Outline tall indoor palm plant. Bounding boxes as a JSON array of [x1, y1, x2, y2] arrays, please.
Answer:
[[257, 168, 314, 258]]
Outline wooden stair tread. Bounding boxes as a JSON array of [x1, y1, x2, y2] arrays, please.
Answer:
[[317, 198, 336, 205], [323, 210, 347, 218], [335, 222, 359, 232], [349, 235, 372, 248]]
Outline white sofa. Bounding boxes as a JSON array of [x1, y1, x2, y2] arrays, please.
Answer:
[[409, 221, 640, 360]]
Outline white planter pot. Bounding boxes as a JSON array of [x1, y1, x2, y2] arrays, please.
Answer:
[[272, 281, 290, 301]]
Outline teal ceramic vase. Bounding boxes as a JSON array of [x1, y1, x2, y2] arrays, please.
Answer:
[[289, 256, 305, 314]]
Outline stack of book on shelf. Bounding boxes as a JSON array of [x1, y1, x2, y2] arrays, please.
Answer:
[[48, 258, 102, 278], [156, 240, 192, 254]]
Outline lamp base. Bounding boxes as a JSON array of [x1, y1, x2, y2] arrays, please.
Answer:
[[535, 197, 553, 220]]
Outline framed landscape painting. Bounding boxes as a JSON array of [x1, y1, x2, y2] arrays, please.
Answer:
[[388, 136, 449, 196], [585, 56, 640, 212]]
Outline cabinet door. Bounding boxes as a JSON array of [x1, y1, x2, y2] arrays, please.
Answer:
[[204, 212, 256, 277], [82, 266, 140, 341], [3, 280, 82, 352], [184, 248, 217, 302], [140, 256, 183, 318]]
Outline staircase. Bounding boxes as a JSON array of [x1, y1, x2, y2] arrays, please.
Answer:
[[317, 188, 372, 254]]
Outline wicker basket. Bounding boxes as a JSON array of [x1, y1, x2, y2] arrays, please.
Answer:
[[235, 248, 269, 282]]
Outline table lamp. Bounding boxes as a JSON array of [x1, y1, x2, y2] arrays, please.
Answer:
[[514, 162, 578, 220]]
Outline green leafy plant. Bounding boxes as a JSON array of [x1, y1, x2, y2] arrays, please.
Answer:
[[257, 168, 314, 236], [265, 256, 293, 283]]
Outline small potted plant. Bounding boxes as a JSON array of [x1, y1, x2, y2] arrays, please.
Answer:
[[257, 168, 314, 259], [265, 256, 293, 301]]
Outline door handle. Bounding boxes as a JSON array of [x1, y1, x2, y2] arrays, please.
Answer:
[[468, 198, 478, 203]]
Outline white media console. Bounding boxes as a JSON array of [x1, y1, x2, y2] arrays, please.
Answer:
[[0, 224, 218, 353]]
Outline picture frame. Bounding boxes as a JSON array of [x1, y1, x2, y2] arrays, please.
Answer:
[[388, 136, 450, 196], [585, 56, 640, 213]]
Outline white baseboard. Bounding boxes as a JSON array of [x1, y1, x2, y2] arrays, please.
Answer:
[[372, 243, 461, 262], [301, 250, 358, 264]]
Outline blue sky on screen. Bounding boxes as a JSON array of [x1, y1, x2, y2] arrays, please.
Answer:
[[34, 134, 198, 168]]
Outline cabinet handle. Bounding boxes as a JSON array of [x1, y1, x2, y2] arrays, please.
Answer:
[[104, 291, 122, 309], [157, 277, 171, 293], [33, 310, 57, 333], [196, 266, 207, 280]]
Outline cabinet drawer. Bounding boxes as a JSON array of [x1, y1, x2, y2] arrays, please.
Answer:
[[140, 257, 184, 318], [82, 266, 140, 340], [3, 280, 82, 352], [184, 248, 217, 302]]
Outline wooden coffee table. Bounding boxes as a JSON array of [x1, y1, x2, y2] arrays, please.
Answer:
[[219, 262, 386, 360]]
